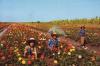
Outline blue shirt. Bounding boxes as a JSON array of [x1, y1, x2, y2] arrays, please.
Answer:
[[27, 48, 32, 55], [79, 29, 85, 36], [48, 38, 59, 48]]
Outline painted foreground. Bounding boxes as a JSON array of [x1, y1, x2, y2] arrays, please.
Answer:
[[0, 23, 100, 66]]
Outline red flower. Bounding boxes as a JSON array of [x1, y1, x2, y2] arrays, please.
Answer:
[[40, 53, 45, 59], [28, 60, 32, 65]]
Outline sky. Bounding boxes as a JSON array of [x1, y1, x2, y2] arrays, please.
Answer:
[[0, 0, 100, 22]]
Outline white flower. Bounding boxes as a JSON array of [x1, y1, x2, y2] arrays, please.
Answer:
[[93, 51, 96, 54], [58, 51, 60, 55], [53, 53, 55, 55], [1, 44, 3, 47], [78, 55, 82, 59], [42, 38, 46, 40], [72, 64, 76, 66], [68, 52, 71, 55], [29, 38, 35, 40], [38, 46, 41, 49], [23, 41, 26, 44], [72, 46, 75, 49]]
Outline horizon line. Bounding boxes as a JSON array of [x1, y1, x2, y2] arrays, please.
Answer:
[[0, 16, 99, 22]]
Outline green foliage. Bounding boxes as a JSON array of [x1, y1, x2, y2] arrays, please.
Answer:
[[52, 17, 100, 24]]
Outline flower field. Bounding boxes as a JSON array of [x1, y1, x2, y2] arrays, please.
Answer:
[[0, 23, 100, 66]]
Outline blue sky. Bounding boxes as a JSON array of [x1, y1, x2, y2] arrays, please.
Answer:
[[0, 0, 100, 22]]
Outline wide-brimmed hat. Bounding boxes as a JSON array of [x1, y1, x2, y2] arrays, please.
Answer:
[[27, 38, 37, 46]]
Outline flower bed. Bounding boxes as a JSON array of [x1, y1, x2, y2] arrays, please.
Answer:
[[0, 23, 98, 66]]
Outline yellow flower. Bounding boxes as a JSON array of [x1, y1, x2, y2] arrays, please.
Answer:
[[14, 50, 16, 52], [71, 48, 75, 52], [54, 60, 58, 64], [22, 60, 26, 64], [14, 49, 17, 52], [14, 48, 19, 52], [69, 49, 73, 52], [18, 57, 22, 61], [17, 54, 21, 56]]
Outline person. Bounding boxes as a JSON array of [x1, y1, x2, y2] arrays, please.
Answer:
[[79, 26, 86, 48], [48, 32, 59, 50], [24, 38, 37, 59]]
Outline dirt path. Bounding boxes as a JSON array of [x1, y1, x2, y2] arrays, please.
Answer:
[[0, 25, 11, 40], [70, 39, 100, 57], [86, 44, 100, 55], [59, 36, 100, 61], [0, 28, 8, 37]]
